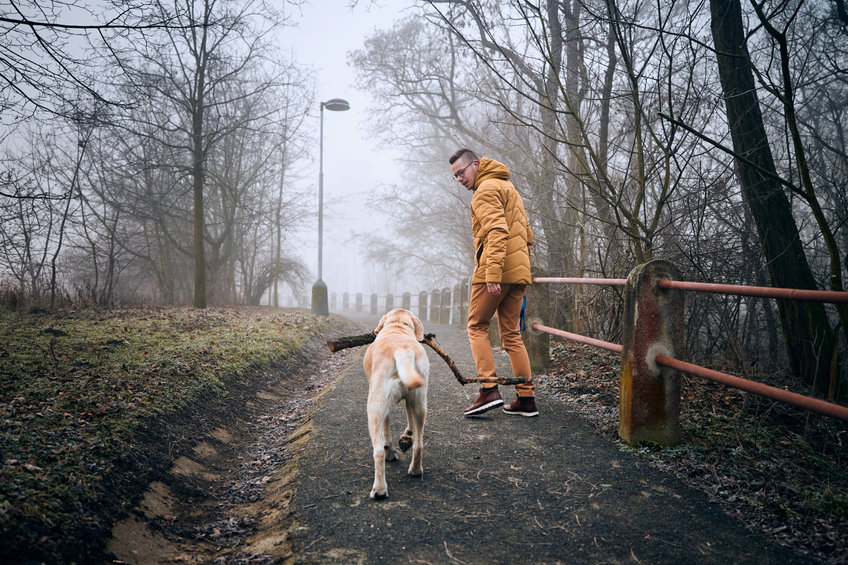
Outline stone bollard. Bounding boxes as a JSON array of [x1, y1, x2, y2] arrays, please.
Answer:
[[619, 260, 684, 446], [524, 278, 551, 372], [402, 292, 411, 311], [418, 291, 428, 321], [311, 281, 328, 316]]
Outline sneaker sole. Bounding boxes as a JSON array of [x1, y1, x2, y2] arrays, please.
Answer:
[[463, 399, 504, 416], [503, 409, 539, 417]]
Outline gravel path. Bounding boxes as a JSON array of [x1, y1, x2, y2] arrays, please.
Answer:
[[288, 314, 810, 564]]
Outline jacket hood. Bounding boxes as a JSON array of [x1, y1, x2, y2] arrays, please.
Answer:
[[473, 157, 510, 190]]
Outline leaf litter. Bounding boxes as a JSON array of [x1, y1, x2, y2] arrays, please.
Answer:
[[538, 341, 848, 564]]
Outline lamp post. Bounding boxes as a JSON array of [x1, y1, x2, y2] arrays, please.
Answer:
[[312, 97, 350, 316]]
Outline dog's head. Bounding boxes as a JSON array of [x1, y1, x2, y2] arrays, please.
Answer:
[[374, 308, 424, 341]]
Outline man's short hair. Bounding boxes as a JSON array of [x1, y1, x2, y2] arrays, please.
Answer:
[[449, 148, 478, 165]]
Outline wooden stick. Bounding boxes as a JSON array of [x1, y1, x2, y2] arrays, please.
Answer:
[[326, 332, 376, 352], [326, 331, 528, 386]]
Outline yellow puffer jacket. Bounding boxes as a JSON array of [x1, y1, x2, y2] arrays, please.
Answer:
[[470, 157, 533, 285]]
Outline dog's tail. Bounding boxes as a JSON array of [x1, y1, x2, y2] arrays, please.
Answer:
[[394, 350, 425, 389]]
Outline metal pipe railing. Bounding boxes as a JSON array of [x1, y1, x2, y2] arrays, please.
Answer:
[[534, 277, 626, 286], [532, 271, 848, 424], [656, 355, 848, 421], [657, 279, 848, 303], [531, 323, 622, 354]]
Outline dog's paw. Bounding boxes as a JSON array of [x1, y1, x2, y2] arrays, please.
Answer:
[[398, 433, 413, 453], [370, 489, 388, 500]]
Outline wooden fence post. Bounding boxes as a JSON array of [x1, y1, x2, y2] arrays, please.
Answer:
[[343, 292, 349, 310], [418, 291, 428, 321], [402, 292, 411, 311], [386, 293, 394, 313], [355, 293, 363, 312], [330, 292, 336, 312], [370, 293, 378, 315], [620, 260, 684, 446]]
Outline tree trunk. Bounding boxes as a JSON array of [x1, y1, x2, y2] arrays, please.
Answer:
[[709, 0, 837, 396], [192, 114, 207, 308]]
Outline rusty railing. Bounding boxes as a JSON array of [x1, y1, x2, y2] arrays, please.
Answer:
[[532, 260, 848, 446]]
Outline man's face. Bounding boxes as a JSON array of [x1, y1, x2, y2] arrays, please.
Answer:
[[451, 158, 479, 190]]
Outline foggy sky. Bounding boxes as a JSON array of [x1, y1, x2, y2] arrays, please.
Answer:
[[280, 1, 412, 306]]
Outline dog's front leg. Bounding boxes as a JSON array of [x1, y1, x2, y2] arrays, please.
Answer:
[[367, 406, 389, 500]]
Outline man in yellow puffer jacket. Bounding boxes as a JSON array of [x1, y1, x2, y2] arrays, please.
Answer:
[[449, 148, 538, 417]]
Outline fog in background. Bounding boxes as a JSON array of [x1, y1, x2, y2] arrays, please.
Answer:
[[279, 1, 429, 306], [2, 0, 847, 397]]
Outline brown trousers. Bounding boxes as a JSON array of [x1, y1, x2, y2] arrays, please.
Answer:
[[467, 283, 535, 397]]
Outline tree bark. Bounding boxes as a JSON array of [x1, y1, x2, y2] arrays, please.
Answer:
[[709, 0, 838, 396]]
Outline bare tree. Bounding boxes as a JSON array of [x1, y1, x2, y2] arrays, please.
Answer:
[[108, 0, 291, 307], [0, 0, 181, 123], [708, 0, 844, 397]]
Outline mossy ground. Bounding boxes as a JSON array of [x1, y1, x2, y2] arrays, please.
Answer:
[[0, 306, 338, 563]]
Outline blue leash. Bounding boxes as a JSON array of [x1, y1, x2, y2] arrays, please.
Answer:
[[520, 295, 526, 331]]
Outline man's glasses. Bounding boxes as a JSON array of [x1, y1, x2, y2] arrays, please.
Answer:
[[453, 161, 477, 180]]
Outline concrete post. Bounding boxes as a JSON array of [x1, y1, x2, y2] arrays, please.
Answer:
[[619, 260, 684, 446], [402, 292, 411, 311], [488, 313, 501, 348], [524, 277, 551, 372], [440, 287, 450, 323], [355, 293, 362, 312], [343, 292, 349, 310], [418, 291, 428, 321], [451, 284, 460, 325], [385, 293, 394, 313], [429, 289, 440, 323], [370, 293, 378, 315], [458, 281, 469, 328]]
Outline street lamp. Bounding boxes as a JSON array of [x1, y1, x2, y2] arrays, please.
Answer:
[[312, 97, 350, 316]]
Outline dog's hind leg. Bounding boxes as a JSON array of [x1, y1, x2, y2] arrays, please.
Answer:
[[404, 395, 426, 477], [368, 407, 389, 500], [383, 415, 398, 461]]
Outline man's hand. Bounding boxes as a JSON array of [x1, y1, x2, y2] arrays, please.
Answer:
[[486, 282, 502, 296]]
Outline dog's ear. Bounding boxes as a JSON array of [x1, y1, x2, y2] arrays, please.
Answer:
[[412, 314, 424, 341], [374, 314, 387, 334]]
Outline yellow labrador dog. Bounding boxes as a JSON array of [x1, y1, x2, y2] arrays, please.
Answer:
[[362, 309, 429, 500]]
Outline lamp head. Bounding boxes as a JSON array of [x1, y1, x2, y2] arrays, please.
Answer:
[[323, 98, 350, 112]]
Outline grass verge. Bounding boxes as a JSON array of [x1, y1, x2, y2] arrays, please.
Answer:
[[0, 306, 338, 563]]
